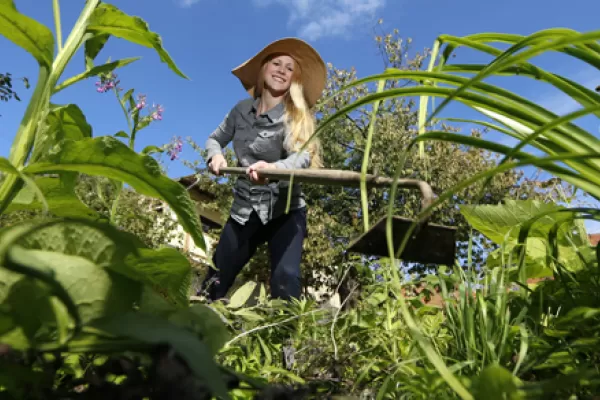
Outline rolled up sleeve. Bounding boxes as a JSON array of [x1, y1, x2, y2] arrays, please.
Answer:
[[273, 150, 310, 169], [205, 111, 235, 162]]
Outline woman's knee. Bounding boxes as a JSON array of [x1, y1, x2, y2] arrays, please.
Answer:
[[271, 263, 301, 299]]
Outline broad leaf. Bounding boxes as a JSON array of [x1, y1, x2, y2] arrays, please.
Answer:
[[84, 33, 110, 70], [54, 57, 140, 93], [463, 200, 590, 277], [8, 246, 141, 326], [0, 219, 145, 348], [24, 137, 207, 251], [228, 281, 257, 309], [86, 4, 188, 79], [5, 176, 99, 219], [30, 104, 93, 164], [122, 247, 192, 308], [93, 312, 230, 399], [12, 219, 143, 267], [460, 200, 580, 246], [166, 304, 231, 355], [0, 0, 54, 67], [0, 278, 58, 349]]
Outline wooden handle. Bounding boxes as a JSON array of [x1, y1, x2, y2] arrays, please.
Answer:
[[218, 167, 434, 211]]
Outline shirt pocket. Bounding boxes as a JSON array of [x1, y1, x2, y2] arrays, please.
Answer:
[[250, 129, 283, 161]]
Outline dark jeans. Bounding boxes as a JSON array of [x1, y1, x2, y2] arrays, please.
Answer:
[[200, 207, 307, 301]]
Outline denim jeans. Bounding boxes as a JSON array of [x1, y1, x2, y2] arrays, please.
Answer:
[[200, 207, 307, 301]]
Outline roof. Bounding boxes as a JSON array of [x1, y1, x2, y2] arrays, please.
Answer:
[[175, 174, 224, 230]]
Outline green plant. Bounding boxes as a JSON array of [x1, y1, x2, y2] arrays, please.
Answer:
[[0, 1, 251, 398], [296, 27, 600, 399]]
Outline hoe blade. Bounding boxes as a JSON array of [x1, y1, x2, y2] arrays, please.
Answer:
[[347, 216, 457, 266]]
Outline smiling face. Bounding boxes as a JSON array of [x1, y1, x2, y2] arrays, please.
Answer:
[[262, 54, 297, 96]]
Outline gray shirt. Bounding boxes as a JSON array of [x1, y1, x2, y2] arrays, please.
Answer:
[[205, 97, 311, 225]]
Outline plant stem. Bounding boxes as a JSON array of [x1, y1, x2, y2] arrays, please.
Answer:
[[53, 0, 63, 52], [0, 0, 100, 213], [114, 87, 133, 142], [360, 79, 386, 232], [108, 86, 134, 224]]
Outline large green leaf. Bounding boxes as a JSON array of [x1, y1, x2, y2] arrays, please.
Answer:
[[139, 289, 231, 355], [30, 104, 93, 164], [0, 0, 54, 67], [461, 200, 590, 277], [24, 137, 207, 251], [122, 247, 193, 308], [93, 312, 230, 399], [12, 248, 141, 325], [0, 219, 146, 349], [5, 176, 98, 219], [54, 57, 140, 94], [460, 200, 584, 246], [0, 277, 60, 350], [86, 4, 188, 79]]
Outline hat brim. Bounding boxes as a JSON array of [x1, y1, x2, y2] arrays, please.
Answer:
[[231, 37, 327, 108]]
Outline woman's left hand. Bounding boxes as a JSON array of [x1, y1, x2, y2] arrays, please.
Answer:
[[246, 161, 275, 184]]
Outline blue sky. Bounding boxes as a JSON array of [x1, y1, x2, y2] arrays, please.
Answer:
[[2, 0, 600, 229]]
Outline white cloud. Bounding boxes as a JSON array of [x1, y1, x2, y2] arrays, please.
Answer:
[[253, 0, 386, 41], [536, 67, 599, 116], [177, 0, 201, 8]]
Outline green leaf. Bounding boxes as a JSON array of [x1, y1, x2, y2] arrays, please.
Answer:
[[471, 364, 524, 400], [0, 219, 145, 329], [93, 312, 230, 399], [84, 33, 110, 70], [460, 200, 574, 245], [0, 0, 54, 67], [17, 248, 141, 325], [121, 247, 192, 308], [141, 145, 163, 155], [5, 176, 99, 219], [114, 131, 129, 138], [0, 278, 54, 349], [462, 200, 590, 277], [54, 57, 140, 93], [24, 137, 207, 252], [0, 157, 18, 174], [228, 281, 257, 309], [166, 304, 231, 355], [86, 4, 188, 79], [30, 104, 93, 164]]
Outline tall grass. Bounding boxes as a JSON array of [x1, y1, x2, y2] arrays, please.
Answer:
[[299, 28, 600, 399]]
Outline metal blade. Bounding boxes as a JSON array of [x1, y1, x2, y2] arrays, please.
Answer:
[[347, 216, 457, 266]]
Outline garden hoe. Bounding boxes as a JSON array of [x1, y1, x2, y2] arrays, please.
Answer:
[[217, 167, 457, 266]]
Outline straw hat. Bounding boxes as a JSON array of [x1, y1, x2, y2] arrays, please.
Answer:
[[231, 37, 327, 108]]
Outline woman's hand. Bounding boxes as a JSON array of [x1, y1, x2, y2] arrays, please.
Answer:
[[246, 161, 274, 184], [208, 154, 227, 175]]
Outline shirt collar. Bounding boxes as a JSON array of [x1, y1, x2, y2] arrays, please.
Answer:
[[251, 96, 285, 122]]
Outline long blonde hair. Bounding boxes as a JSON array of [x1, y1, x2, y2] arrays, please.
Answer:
[[257, 55, 323, 169]]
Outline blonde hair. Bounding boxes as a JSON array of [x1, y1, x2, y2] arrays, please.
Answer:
[[257, 55, 323, 169]]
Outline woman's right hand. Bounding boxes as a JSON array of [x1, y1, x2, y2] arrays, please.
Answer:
[[208, 154, 227, 175]]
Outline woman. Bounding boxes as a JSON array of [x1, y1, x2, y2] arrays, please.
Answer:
[[200, 38, 327, 302]]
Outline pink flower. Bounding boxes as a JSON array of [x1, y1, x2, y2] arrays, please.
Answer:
[[151, 103, 164, 121], [167, 136, 183, 160], [136, 94, 147, 110], [95, 72, 120, 93]]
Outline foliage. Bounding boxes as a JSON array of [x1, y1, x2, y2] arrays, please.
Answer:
[[0, 1, 244, 398]]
